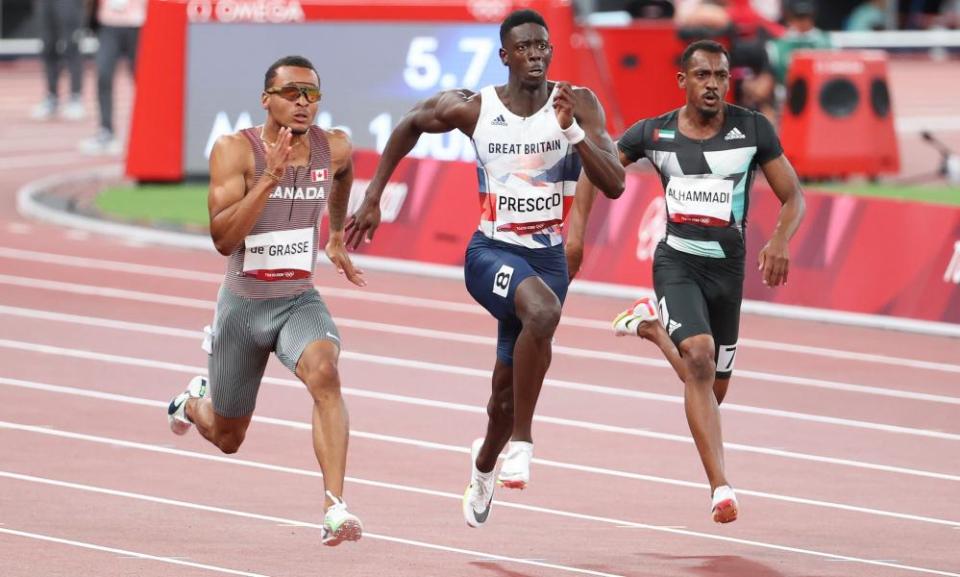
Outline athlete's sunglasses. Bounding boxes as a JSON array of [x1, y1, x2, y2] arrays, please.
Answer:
[[265, 84, 322, 103]]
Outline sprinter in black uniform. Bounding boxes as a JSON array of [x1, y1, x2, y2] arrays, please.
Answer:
[[607, 39, 806, 523]]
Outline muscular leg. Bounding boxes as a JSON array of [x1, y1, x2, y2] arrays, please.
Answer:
[[713, 377, 730, 405], [296, 340, 349, 509], [637, 320, 732, 405], [510, 276, 562, 443], [186, 398, 252, 454], [678, 334, 728, 491], [475, 360, 515, 473]]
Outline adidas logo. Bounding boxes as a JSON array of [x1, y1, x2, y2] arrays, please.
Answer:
[[724, 127, 746, 141], [667, 319, 682, 336], [491, 114, 507, 127]]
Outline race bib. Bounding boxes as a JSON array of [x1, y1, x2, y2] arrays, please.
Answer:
[[494, 189, 567, 235], [242, 227, 314, 281], [665, 176, 733, 227]]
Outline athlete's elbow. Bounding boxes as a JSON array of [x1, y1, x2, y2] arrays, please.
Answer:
[[601, 179, 625, 200], [211, 235, 235, 256]]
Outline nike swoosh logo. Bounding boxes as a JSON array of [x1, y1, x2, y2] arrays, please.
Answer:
[[473, 497, 492, 523]]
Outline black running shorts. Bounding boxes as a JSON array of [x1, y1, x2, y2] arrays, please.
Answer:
[[652, 240, 743, 378]]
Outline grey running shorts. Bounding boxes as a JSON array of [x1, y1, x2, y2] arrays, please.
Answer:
[[206, 285, 340, 418]]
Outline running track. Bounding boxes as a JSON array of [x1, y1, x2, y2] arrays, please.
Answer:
[[1, 59, 959, 577]]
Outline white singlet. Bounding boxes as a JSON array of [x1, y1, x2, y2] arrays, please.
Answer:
[[471, 84, 582, 249]]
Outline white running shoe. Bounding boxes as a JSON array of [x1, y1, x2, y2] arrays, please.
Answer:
[[711, 485, 739, 524], [167, 376, 207, 435], [462, 438, 496, 527], [60, 97, 86, 120], [321, 491, 363, 546], [30, 97, 56, 120], [79, 129, 122, 156], [612, 297, 658, 337], [497, 440, 533, 490]]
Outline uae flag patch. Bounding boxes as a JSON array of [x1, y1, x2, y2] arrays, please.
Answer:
[[311, 168, 328, 182], [653, 129, 675, 141]]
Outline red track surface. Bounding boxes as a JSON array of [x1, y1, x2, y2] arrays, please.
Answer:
[[1, 59, 959, 577]]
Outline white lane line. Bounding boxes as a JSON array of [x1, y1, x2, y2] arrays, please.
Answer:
[[0, 471, 626, 577], [2, 419, 958, 528], [2, 307, 959, 439], [1, 246, 957, 374], [0, 527, 273, 577], [0, 152, 96, 170], [0, 275, 956, 406], [2, 346, 959, 482], [9, 300, 955, 416], [1, 469, 957, 577]]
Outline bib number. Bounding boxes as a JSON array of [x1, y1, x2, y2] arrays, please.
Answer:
[[242, 227, 314, 281], [665, 176, 733, 227]]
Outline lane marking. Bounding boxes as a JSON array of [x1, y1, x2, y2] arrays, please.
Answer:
[[0, 276, 957, 407], [0, 346, 960, 481], [4, 400, 960, 529], [0, 471, 626, 577], [1, 246, 958, 374], [2, 310, 959, 441], [3, 347, 959, 482], [0, 527, 273, 577], [1, 468, 957, 577]]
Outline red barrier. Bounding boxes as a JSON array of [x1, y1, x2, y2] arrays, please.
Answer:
[[780, 50, 900, 179], [334, 152, 960, 324], [587, 22, 687, 135]]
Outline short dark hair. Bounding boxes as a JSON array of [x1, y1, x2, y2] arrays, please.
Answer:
[[499, 9, 548, 44], [264, 55, 319, 90], [680, 40, 728, 70]]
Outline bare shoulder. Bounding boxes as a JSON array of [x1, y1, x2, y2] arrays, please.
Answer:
[[436, 88, 481, 118], [210, 131, 252, 172], [324, 127, 353, 172], [325, 127, 352, 154]]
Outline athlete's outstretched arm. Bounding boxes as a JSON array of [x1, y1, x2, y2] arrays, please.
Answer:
[[558, 84, 624, 199], [208, 128, 293, 255], [345, 90, 478, 249], [325, 129, 365, 287], [565, 169, 598, 280], [758, 154, 806, 287]]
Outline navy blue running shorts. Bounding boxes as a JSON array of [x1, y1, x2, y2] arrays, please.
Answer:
[[464, 231, 568, 365]]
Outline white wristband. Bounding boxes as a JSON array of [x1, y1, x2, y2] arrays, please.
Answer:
[[562, 119, 586, 145]]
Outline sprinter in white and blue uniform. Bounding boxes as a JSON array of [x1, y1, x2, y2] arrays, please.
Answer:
[[346, 9, 624, 528]]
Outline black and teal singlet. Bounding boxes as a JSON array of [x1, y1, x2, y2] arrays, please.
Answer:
[[618, 104, 783, 261]]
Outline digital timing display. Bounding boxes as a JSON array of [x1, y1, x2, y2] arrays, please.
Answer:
[[184, 22, 503, 175]]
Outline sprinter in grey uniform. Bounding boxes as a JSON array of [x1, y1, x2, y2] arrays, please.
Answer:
[[166, 55, 364, 546]]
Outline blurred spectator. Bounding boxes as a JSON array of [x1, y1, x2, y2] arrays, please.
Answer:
[[899, 0, 956, 28], [767, 0, 831, 87], [675, 0, 733, 29], [80, 0, 146, 155], [31, 0, 86, 120], [675, 0, 779, 123], [846, 0, 889, 30]]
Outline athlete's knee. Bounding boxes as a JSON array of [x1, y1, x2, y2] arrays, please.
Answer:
[[681, 341, 716, 384], [302, 359, 341, 401], [519, 298, 561, 339]]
